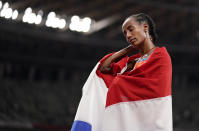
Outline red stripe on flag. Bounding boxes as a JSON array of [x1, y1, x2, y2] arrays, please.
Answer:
[[97, 47, 172, 107]]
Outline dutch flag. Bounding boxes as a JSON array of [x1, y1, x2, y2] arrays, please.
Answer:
[[71, 47, 173, 131]]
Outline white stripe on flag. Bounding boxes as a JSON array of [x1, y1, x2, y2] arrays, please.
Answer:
[[102, 96, 173, 131], [72, 63, 108, 131]]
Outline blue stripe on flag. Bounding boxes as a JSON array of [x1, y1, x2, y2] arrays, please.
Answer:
[[71, 120, 92, 131]]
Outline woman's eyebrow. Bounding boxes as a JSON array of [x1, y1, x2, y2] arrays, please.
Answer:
[[122, 25, 134, 34], [127, 25, 134, 30]]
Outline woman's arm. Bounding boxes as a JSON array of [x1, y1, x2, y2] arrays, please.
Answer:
[[99, 45, 135, 73]]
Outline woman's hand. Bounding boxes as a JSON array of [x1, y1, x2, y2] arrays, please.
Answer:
[[99, 45, 136, 73], [125, 45, 136, 55]]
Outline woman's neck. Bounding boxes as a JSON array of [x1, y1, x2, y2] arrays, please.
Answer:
[[139, 39, 155, 55]]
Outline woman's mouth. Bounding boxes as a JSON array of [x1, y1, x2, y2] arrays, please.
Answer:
[[129, 38, 136, 44]]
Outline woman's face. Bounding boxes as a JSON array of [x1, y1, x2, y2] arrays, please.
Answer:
[[122, 17, 147, 48]]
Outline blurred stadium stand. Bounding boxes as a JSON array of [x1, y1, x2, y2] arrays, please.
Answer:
[[0, 0, 199, 130]]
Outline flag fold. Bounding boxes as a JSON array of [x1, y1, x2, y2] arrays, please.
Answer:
[[71, 46, 172, 131]]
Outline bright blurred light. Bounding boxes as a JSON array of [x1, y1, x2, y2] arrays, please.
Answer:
[[45, 11, 66, 29], [82, 17, 91, 32], [27, 13, 36, 24], [45, 20, 50, 27], [0, 4, 73, 30], [71, 15, 80, 23], [58, 19, 66, 29], [22, 8, 43, 25], [0, 2, 19, 20], [52, 17, 59, 28], [0, 2, 10, 17], [0, 1, 2, 9], [46, 12, 56, 27], [48, 12, 56, 19], [0, 9, 5, 17], [69, 15, 80, 31], [83, 17, 91, 24], [22, 14, 27, 22], [4, 8, 12, 19], [69, 15, 92, 32], [12, 10, 18, 20], [35, 10, 43, 25], [23, 7, 32, 22], [24, 7, 32, 14], [3, 2, 9, 9], [35, 14, 42, 24]]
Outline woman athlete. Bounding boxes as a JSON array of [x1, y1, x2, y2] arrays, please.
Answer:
[[72, 13, 172, 131], [99, 13, 158, 74]]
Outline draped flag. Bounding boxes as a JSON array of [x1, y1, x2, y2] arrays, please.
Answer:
[[71, 47, 172, 131]]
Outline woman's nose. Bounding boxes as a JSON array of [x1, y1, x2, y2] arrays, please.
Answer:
[[126, 31, 131, 38], [127, 33, 131, 40]]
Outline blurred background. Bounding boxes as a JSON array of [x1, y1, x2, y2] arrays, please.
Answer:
[[0, 0, 198, 131]]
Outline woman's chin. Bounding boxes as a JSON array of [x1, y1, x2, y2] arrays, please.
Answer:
[[131, 42, 137, 48], [128, 41, 138, 48]]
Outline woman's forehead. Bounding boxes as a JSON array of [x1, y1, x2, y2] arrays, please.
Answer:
[[122, 18, 138, 30]]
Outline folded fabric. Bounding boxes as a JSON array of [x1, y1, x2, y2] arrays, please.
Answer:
[[71, 46, 172, 131]]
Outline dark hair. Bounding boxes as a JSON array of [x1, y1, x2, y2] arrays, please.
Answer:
[[129, 13, 158, 43]]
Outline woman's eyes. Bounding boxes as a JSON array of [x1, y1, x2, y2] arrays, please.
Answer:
[[123, 28, 134, 36], [129, 28, 134, 32]]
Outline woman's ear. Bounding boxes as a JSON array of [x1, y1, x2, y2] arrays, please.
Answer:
[[143, 23, 149, 33]]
